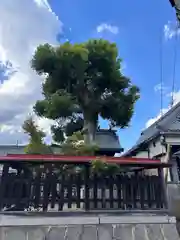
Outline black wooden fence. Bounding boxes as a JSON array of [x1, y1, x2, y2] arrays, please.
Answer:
[[0, 162, 167, 212]]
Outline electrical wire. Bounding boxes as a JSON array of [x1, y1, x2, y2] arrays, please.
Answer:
[[160, 28, 163, 117], [171, 21, 179, 107]]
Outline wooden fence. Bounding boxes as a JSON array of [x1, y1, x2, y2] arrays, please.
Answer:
[[0, 162, 166, 212]]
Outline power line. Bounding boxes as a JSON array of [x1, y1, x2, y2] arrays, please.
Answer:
[[171, 21, 179, 107], [160, 27, 163, 116]]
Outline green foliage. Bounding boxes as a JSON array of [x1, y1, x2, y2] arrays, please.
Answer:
[[24, 143, 52, 155], [34, 90, 74, 120], [65, 117, 84, 136], [91, 159, 121, 176], [32, 39, 140, 143], [50, 116, 84, 144], [22, 117, 52, 154], [51, 124, 65, 143], [61, 131, 99, 156], [60, 135, 121, 175]]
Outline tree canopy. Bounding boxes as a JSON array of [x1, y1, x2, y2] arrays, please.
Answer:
[[31, 39, 140, 144]]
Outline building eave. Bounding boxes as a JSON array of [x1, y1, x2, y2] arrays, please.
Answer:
[[97, 147, 124, 153], [122, 133, 160, 157], [123, 102, 180, 157], [161, 131, 180, 136]]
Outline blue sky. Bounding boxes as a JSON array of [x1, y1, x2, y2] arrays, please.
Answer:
[[48, 0, 180, 150], [0, 0, 179, 149]]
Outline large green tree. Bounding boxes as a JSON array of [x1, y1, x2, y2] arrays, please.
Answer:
[[31, 39, 139, 144]]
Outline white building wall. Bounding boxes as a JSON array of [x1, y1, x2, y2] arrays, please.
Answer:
[[133, 151, 149, 158], [132, 138, 166, 160], [165, 136, 180, 145], [148, 139, 166, 158], [133, 139, 165, 159], [134, 136, 180, 160], [127, 135, 180, 181]]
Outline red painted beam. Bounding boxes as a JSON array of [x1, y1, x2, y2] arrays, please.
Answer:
[[5, 154, 160, 163], [1, 154, 171, 167]]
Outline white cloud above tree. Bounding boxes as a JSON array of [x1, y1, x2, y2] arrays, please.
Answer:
[[0, 0, 62, 144]]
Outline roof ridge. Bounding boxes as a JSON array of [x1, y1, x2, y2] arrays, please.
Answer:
[[141, 101, 180, 134]]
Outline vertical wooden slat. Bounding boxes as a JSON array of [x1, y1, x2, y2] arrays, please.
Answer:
[[5, 174, 14, 209], [128, 176, 133, 209], [154, 175, 161, 208], [33, 166, 42, 209], [151, 176, 156, 208], [3, 173, 11, 209], [0, 163, 10, 210], [117, 175, 122, 209], [76, 173, 81, 209], [14, 165, 31, 211], [121, 175, 125, 209], [132, 174, 137, 209], [152, 175, 159, 209], [67, 173, 73, 209], [140, 175, 145, 209], [10, 174, 16, 208], [58, 170, 65, 211], [109, 176, 114, 209], [122, 175, 128, 209], [51, 173, 57, 209], [43, 164, 52, 211], [101, 176, 106, 209], [84, 164, 90, 210], [126, 176, 131, 209], [15, 172, 24, 210], [93, 173, 98, 209], [24, 167, 33, 210], [146, 176, 152, 208]]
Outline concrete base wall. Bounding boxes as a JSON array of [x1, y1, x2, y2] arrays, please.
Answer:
[[0, 214, 179, 240]]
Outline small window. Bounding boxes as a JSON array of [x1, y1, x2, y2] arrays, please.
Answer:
[[153, 141, 156, 147]]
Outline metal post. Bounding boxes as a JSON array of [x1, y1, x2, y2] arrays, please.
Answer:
[[158, 167, 168, 210]]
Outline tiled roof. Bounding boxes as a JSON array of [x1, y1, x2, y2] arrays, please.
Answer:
[[123, 102, 180, 156]]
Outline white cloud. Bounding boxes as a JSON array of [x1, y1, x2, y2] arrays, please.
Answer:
[[164, 21, 180, 39], [154, 83, 169, 94], [34, 0, 51, 10], [96, 23, 119, 35], [145, 108, 169, 128], [145, 90, 180, 128], [168, 90, 180, 105], [0, 0, 62, 144]]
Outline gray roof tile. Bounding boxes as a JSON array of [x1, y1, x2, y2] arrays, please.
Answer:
[[124, 102, 180, 156]]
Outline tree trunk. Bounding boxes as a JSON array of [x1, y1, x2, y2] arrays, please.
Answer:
[[83, 118, 97, 145]]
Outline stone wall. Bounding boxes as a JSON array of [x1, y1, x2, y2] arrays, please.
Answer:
[[0, 214, 179, 240]]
